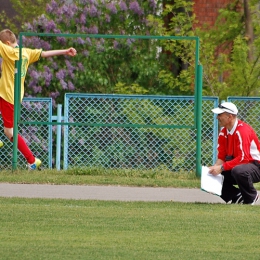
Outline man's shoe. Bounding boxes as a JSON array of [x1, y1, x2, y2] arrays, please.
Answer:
[[28, 158, 42, 170], [251, 194, 259, 205], [231, 193, 244, 204]]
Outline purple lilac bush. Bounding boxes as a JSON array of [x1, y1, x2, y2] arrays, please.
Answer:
[[21, 0, 165, 107]]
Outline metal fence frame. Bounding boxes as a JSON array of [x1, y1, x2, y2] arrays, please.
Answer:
[[0, 97, 53, 170], [62, 94, 217, 172], [5, 95, 260, 173], [14, 32, 202, 175]]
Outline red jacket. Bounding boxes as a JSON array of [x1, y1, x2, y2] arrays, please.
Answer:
[[218, 120, 260, 171]]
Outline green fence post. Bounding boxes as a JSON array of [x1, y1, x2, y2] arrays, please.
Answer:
[[12, 60, 20, 171], [18, 32, 201, 172], [195, 64, 203, 177]]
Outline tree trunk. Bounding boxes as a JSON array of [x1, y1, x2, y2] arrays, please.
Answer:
[[243, 0, 254, 62]]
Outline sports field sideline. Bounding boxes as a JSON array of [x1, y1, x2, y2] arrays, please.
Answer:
[[0, 183, 259, 204]]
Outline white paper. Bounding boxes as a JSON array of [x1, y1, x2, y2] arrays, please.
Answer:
[[201, 166, 223, 196]]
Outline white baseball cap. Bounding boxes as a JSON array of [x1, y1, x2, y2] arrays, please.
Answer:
[[212, 102, 238, 115]]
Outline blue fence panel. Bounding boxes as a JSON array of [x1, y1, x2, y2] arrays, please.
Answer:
[[0, 97, 53, 170], [63, 94, 218, 171]]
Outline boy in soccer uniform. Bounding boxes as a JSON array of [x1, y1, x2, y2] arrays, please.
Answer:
[[0, 29, 77, 169]]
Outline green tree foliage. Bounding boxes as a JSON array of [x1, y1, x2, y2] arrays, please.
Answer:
[[198, 0, 260, 98], [2, 0, 260, 100], [1, 2, 224, 104], [207, 0, 260, 98], [19, 0, 196, 107], [149, 0, 260, 99], [0, 0, 48, 34]]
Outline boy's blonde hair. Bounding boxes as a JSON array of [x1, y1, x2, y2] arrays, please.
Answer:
[[0, 29, 17, 44]]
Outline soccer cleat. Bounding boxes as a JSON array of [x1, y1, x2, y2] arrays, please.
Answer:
[[231, 193, 244, 204], [251, 194, 259, 205], [28, 158, 42, 170], [0, 140, 4, 148]]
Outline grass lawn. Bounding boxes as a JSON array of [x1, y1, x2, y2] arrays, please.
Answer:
[[0, 168, 260, 190], [0, 168, 260, 260], [0, 168, 202, 188], [0, 198, 260, 260]]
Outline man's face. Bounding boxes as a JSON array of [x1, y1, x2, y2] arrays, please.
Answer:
[[217, 112, 232, 127]]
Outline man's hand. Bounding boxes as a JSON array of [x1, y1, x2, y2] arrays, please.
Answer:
[[208, 165, 222, 176]]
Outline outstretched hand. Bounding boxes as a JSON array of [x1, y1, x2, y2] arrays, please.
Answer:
[[66, 47, 77, 56]]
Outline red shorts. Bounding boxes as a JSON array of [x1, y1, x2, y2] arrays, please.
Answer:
[[0, 97, 14, 128]]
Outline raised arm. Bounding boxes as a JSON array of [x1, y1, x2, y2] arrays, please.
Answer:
[[41, 47, 77, 58]]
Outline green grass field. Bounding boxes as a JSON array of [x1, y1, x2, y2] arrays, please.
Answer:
[[0, 169, 260, 259], [0, 168, 201, 188], [0, 198, 260, 260]]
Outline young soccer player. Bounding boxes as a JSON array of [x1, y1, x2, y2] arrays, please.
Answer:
[[0, 29, 77, 169]]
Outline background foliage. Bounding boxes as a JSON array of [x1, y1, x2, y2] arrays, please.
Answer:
[[0, 0, 47, 34], [149, 0, 260, 100], [2, 0, 198, 108], [2, 0, 260, 171], [20, 0, 195, 108], [2, 0, 260, 103]]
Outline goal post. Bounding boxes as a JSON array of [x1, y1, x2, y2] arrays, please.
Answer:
[[13, 33, 202, 176]]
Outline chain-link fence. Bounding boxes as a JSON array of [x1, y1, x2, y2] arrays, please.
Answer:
[[228, 97, 260, 130], [64, 94, 218, 172], [4, 95, 259, 172], [0, 98, 52, 170]]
